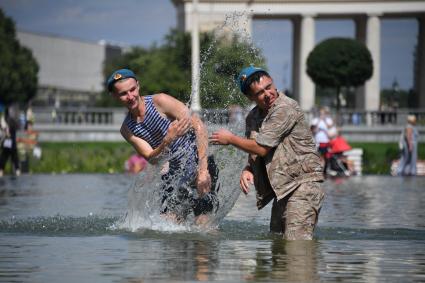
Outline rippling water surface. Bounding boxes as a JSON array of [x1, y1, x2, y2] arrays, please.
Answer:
[[0, 174, 424, 282]]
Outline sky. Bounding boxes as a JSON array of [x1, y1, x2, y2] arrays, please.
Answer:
[[0, 0, 419, 92]]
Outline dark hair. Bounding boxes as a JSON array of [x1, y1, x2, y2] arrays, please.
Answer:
[[243, 71, 271, 95]]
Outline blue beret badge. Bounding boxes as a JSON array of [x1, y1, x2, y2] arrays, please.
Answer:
[[114, 73, 122, 81]]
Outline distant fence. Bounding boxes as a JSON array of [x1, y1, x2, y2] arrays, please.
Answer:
[[32, 107, 124, 125], [327, 109, 425, 127], [32, 107, 235, 126], [32, 107, 425, 127], [30, 107, 425, 142]]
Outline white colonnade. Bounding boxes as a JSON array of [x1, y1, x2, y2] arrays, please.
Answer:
[[173, 0, 425, 112]]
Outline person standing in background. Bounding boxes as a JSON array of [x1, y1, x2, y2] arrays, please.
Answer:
[[310, 106, 335, 174], [0, 106, 21, 177], [125, 153, 148, 174], [397, 115, 419, 176], [17, 120, 40, 173]]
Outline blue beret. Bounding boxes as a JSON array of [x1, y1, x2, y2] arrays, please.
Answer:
[[237, 65, 268, 94], [107, 69, 137, 91]]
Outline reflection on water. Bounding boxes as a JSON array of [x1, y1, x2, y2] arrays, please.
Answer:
[[322, 176, 425, 229], [0, 174, 425, 282], [246, 240, 320, 282]]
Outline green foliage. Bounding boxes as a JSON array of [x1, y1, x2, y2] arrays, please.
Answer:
[[4, 142, 422, 175], [27, 142, 133, 174], [307, 37, 373, 88], [100, 31, 192, 106], [380, 88, 411, 108], [200, 32, 265, 109], [350, 142, 398, 174], [0, 9, 39, 106], [350, 142, 425, 174], [102, 29, 266, 109], [307, 37, 373, 110]]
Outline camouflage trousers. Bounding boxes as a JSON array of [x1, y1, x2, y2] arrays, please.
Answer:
[[270, 181, 325, 240]]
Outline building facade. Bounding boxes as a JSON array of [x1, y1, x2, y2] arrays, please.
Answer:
[[17, 31, 122, 107]]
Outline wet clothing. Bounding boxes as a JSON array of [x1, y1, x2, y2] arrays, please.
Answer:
[[245, 93, 324, 209], [125, 95, 196, 172], [125, 95, 218, 218], [245, 92, 324, 239], [161, 155, 219, 218], [270, 182, 325, 240], [397, 124, 419, 176]]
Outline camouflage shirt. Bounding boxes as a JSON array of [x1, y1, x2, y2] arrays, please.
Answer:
[[245, 93, 324, 209]]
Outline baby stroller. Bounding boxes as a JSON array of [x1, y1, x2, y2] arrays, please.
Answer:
[[326, 135, 352, 177]]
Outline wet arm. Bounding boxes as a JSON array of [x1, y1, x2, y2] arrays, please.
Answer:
[[125, 94, 191, 162], [240, 157, 254, 194], [154, 93, 208, 171], [121, 124, 173, 164], [154, 93, 211, 194], [191, 113, 212, 196], [191, 113, 209, 172], [210, 129, 271, 157]]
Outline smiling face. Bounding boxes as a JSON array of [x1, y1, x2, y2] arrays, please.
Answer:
[[110, 78, 141, 111], [246, 75, 278, 111]]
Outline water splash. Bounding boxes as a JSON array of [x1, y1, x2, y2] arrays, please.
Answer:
[[2, 214, 425, 241], [114, 12, 267, 234], [186, 10, 265, 110], [114, 145, 244, 233]]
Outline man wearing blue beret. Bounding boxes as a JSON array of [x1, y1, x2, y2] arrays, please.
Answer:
[[107, 69, 219, 225], [210, 66, 325, 240]]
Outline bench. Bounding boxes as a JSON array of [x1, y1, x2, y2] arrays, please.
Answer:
[[343, 148, 364, 176]]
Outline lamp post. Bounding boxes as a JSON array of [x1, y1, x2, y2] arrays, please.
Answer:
[[391, 78, 399, 107], [190, 0, 201, 113], [390, 78, 399, 123]]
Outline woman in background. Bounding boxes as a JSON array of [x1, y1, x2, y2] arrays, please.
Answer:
[[0, 107, 21, 177], [397, 115, 419, 176]]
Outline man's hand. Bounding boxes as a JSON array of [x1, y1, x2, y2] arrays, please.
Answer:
[[196, 169, 211, 197], [211, 128, 271, 157], [209, 129, 234, 145], [240, 169, 254, 195], [164, 117, 191, 145]]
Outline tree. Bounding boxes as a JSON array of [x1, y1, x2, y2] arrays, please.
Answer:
[[102, 29, 266, 109], [307, 37, 373, 110], [100, 31, 192, 107], [0, 9, 39, 107], [199, 32, 265, 109]]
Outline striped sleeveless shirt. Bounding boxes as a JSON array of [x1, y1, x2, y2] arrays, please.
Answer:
[[124, 95, 197, 171]]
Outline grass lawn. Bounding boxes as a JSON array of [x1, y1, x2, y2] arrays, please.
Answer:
[[3, 141, 424, 175], [26, 142, 133, 174], [350, 142, 424, 174]]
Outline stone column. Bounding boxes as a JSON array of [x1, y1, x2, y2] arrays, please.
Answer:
[[364, 14, 381, 112], [175, 2, 185, 32], [416, 14, 425, 108], [293, 14, 316, 111], [355, 16, 367, 110], [292, 17, 301, 103], [190, 0, 201, 112]]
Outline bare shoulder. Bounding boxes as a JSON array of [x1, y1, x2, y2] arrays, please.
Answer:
[[153, 93, 189, 118], [152, 93, 177, 104]]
